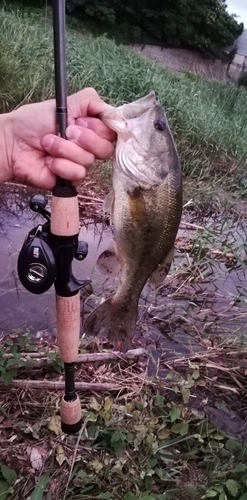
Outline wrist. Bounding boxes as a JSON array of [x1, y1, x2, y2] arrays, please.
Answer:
[[0, 112, 14, 184]]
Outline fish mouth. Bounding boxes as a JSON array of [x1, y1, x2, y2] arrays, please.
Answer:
[[99, 92, 157, 133]]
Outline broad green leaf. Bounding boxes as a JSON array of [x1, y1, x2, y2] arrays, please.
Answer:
[[47, 351, 56, 360], [218, 493, 226, 500], [124, 494, 137, 500], [238, 494, 247, 500], [231, 463, 247, 473], [19, 336, 29, 346], [30, 472, 50, 500], [169, 407, 181, 422], [50, 360, 63, 373], [155, 394, 164, 406], [0, 479, 10, 500], [2, 370, 17, 386], [225, 439, 242, 453], [9, 344, 17, 355], [225, 479, 240, 496], [171, 422, 189, 435], [6, 359, 18, 368], [202, 489, 219, 497], [26, 344, 38, 352], [0, 406, 8, 418], [1, 465, 17, 485], [148, 458, 157, 468], [212, 485, 224, 493], [111, 432, 126, 444], [80, 485, 94, 494], [112, 441, 125, 457], [98, 493, 112, 500]]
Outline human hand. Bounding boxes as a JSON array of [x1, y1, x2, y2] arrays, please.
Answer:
[[1, 88, 116, 189]]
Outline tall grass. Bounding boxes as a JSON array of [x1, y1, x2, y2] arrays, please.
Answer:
[[0, 4, 247, 194]]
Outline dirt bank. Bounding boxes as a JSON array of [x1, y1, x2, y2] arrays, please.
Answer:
[[130, 44, 229, 81]]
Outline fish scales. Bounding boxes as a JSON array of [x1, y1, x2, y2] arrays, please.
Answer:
[[84, 92, 182, 351]]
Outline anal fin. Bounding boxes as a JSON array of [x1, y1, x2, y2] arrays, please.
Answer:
[[96, 241, 121, 276]]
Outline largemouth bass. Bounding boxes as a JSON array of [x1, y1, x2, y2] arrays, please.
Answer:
[[84, 92, 182, 351]]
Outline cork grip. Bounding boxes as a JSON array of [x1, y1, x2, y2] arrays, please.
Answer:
[[51, 195, 79, 236], [60, 396, 82, 428], [56, 294, 80, 363]]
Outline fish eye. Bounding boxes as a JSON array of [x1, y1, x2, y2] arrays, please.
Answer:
[[154, 119, 166, 132]]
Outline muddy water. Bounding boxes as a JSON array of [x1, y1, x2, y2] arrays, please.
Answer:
[[0, 183, 246, 355], [0, 183, 112, 335]]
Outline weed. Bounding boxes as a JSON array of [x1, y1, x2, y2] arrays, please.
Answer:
[[0, 4, 246, 195], [0, 335, 246, 498]]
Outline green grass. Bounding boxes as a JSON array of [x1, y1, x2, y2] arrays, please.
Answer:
[[0, 3, 247, 196]]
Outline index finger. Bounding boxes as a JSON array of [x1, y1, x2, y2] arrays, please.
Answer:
[[75, 117, 117, 142], [67, 88, 115, 120]]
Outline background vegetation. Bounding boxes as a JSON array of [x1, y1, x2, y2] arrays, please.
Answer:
[[0, 3, 246, 197], [4, 0, 243, 58]]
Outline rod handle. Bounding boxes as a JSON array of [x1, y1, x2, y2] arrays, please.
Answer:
[[51, 193, 79, 237], [56, 294, 81, 362], [60, 395, 82, 434]]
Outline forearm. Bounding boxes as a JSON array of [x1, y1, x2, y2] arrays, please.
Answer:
[[0, 113, 13, 184]]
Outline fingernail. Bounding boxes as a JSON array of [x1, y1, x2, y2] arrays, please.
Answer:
[[66, 125, 83, 141], [42, 134, 55, 149]]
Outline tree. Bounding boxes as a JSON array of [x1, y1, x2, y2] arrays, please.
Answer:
[[65, 0, 243, 58]]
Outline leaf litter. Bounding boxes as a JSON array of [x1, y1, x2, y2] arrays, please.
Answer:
[[1, 181, 247, 498], [0, 331, 246, 499]]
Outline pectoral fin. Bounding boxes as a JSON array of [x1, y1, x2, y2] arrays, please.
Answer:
[[103, 190, 114, 214], [149, 247, 174, 289], [95, 241, 121, 276]]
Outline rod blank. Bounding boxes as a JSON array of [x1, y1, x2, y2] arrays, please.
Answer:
[[52, 0, 82, 434]]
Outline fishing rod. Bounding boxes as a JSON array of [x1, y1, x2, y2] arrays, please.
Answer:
[[18, 0, 89, 434]]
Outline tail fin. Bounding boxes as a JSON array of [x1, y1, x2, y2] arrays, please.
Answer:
[[83, 297, 138, 352]]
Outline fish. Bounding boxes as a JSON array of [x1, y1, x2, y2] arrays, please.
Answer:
[[84, 92, 182, 352]]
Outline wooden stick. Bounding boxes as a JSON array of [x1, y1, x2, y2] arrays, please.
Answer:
[[78, 348, 146, 362], [3, 380, 122, 391], [2, 348, 146, 362]]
